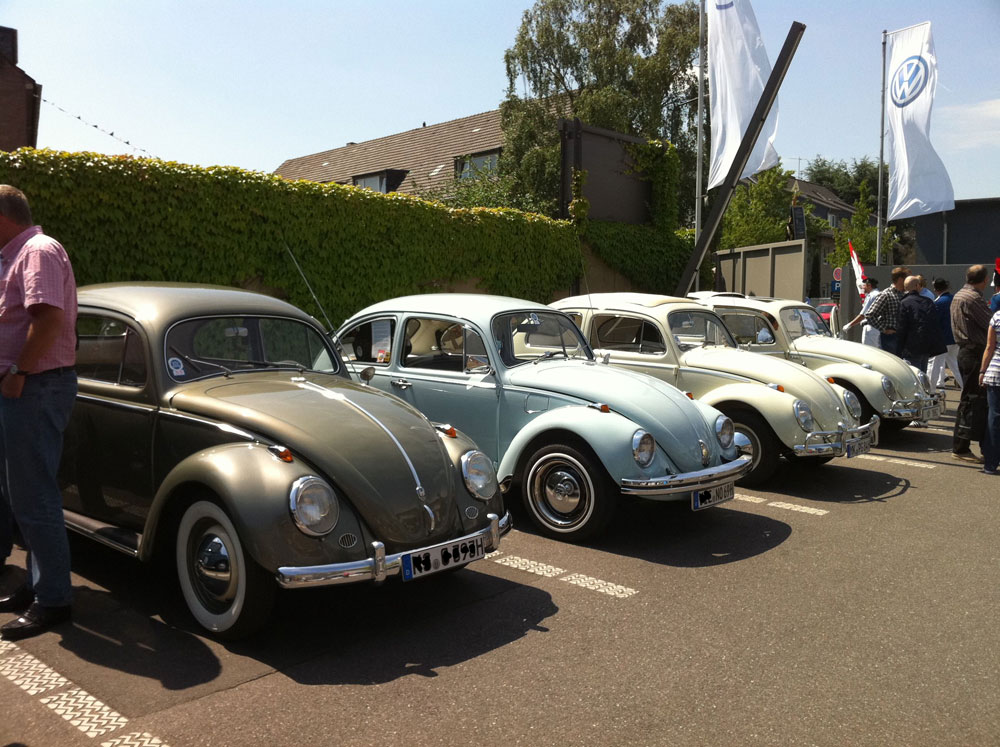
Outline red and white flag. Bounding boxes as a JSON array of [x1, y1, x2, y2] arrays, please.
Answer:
[[849, 241, 866, 300]]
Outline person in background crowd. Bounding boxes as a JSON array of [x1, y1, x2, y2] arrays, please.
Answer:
[[917, 275, 935, 300], [844, 278, 881, 347], [863, 266, 909, 355], [929, 278, 962, 393], [990, 263, 1000, 313], [951, 264, 992, 464], [980, 305, 1000, 475], [0, 185, 78, 641], [897, 275, 946, 374]]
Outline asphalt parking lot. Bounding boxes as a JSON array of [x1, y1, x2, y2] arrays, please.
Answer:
[[1, 386, 997, 747]]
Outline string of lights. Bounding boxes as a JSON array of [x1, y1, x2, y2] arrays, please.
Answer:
[[42, 98, 155, 157]]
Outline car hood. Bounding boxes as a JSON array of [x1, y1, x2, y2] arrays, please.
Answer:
[[683, 346, 847, 425], [169, 373, 461, 547], [792, 336, 921, 392], [507, 360, 721, 471]]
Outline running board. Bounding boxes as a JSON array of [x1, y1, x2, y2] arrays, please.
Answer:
[[63, 509, 141, 558]]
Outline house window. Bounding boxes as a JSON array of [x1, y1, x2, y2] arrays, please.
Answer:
[[457, 150, 500, 179], [353, 173, 387, 192]]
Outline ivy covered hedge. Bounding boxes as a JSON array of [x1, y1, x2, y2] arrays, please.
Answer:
[[0, 149, 581, 325]]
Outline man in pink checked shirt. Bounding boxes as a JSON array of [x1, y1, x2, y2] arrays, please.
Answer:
[[0, 185, 78, 641]]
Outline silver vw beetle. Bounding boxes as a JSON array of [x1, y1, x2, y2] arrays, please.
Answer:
[[337, 294, 751, 541], [552, 293, 879, 485], [690, 293, 943, 432]]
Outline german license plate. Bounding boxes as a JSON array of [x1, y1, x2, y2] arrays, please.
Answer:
[[922, 405, 941, 420], [402, 536, 486, 581], [692, 481, 735, 510], [847, 436, 871, 458]]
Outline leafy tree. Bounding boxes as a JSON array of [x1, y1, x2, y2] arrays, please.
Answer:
[[500, 0, 700, 219], [828, 180, 896, 268], [719, 166, 795, 250], [804, 156, 882, 212], [415, 159, 552, 215]]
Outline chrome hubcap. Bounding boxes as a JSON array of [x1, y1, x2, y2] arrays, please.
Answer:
[[544, 469, 582, 514], [192, 527, 238, 611], [527, 453, 594, 530], [734, 424, 761, 469]]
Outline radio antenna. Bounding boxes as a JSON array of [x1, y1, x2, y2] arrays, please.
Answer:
[[282, 238, 334, 330]]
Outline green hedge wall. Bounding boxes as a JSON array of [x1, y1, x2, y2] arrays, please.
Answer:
[[0, 149, 581, 325]]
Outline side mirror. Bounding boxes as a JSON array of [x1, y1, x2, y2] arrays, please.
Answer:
[[360, 366, 375, 385]]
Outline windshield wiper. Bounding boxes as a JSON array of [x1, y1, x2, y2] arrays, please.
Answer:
[[169, 347, 233, 378], [533, 350, 570, 364], [245, 359, 307, 373]]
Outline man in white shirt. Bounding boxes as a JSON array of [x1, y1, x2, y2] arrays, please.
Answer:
[[844, 278, 881, 347]]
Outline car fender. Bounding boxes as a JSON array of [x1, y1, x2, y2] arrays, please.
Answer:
[[697, 383, 803, 448], [811, 362, 889, 412], [140, 442, 368, 571], [497, 405, 672, 489]]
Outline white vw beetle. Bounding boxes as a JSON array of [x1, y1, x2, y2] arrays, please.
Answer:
[[689, 293, 943, 432], [553, 293, 879, 485]]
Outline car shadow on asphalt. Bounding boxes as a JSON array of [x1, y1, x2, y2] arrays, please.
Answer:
[[763, 461, 910, 503], [51, 534, 556, 688], [568, 499, 793, 568]]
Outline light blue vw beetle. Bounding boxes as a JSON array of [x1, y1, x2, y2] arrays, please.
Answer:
[[337, 295, 751, 541]]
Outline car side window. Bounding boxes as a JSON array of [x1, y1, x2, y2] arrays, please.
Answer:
[[340, 318, 397, 365], [403, 317, 489, 374], [76, 314, 147, 386], [721, 312, 774, 345], [592, 315, 665, 355]]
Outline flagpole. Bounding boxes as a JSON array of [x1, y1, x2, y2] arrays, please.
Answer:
[[694, 0, 706, 290], [876, 29, 887, 267]]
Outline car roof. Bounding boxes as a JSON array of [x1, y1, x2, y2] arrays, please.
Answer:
[[690, 293, 808, 313], [78, 283, 318, 333], [556, 292, 704, 313], [350, 293, 553, 326]]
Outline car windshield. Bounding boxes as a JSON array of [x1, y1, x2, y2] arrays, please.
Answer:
[[781, 306, 832, 340], [667, 310, 737, 351], [164, 315, 341, 382], [491, 310, 593, 367]]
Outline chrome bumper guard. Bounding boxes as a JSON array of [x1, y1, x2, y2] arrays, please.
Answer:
[[276, 511, 512, 589], [791, 415, 880, 457], [883, 391, 945, 421], [619, 455, 752, 496]]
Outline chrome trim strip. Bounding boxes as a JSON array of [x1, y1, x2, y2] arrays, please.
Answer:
[[63, 510, 141, 558], [76, 393, 157, 413], [791, 415, 881, 456], [158, 409, 257, 441], [620, 456, 752, 495], [296, 380, 425, 497], [276, 511, 512, 589]]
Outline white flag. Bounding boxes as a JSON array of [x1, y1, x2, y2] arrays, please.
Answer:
[[707, 0, 780, 190], [885, 22, 954, 221]]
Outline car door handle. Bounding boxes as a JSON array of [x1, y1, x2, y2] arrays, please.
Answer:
[[391, 378, 412, 390]]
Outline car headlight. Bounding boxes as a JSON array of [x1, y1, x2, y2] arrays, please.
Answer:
[[714, 415, 734, 449], [289, 476, 340, 536], [461, 450, 497, 501], [843, 389, 863, 420], [881, 376, 897, 400], [632, 430, 656, 467], [793, 399, 815, 432]]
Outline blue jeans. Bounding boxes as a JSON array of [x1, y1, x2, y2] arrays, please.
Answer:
[[904, 354, 929, 373], [880, 332, 899, 356], [985, 385, 1000, 472], [0, 370, 77, 606]]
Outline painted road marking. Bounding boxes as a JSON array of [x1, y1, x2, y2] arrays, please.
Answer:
[[0, 641, 170, 745], [735, 493, 828, 516], [490, 554, 637, 598]]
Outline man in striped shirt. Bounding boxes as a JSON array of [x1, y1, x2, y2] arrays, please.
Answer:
[[951, 264, 992, 463], [0, 185, 78, 640]]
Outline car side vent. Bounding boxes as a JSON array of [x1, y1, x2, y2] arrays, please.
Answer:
[[338, 533, 359, 549], [465, 506, 479, 520]]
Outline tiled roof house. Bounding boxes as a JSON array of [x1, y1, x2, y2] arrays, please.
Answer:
[[274, 109, 504, 195], [0, 27, 42, 152]]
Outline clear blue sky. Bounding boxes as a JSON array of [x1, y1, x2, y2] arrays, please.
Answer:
[[5, 0, 999, 202]]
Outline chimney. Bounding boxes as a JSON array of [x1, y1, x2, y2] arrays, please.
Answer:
[[0, 27, 17, 65]]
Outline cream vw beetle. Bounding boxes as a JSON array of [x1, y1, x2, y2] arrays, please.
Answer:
[[690, 293, 943, 432], [336, 294, 751, 541], [553, 293, 879, 486]]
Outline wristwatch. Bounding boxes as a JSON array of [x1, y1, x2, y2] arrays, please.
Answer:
[[7, 364, 25, 377]]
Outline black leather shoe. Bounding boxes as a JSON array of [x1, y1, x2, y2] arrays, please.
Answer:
[[0, 586, 33, 613], [1, 602, 72, 641]]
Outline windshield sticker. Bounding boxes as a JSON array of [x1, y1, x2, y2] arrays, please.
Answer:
[[376, 348, 388, 363], [168, 357, 186, 377]]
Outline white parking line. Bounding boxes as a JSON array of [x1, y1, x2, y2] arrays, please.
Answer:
[[856, 454, 937, 469], [735, 493, 828, 516], [0, 641, 170, 745], [489, 554, 637, 598]]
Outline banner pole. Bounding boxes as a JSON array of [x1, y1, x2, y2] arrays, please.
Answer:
[[876, 29, 887, 267]]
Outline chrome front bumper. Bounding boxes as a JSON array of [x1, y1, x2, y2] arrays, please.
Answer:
[[791, 415, 880, 457], [882, 391, 945, 421], [276, 511, 512, 589], [619, 455, 752, 496]]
